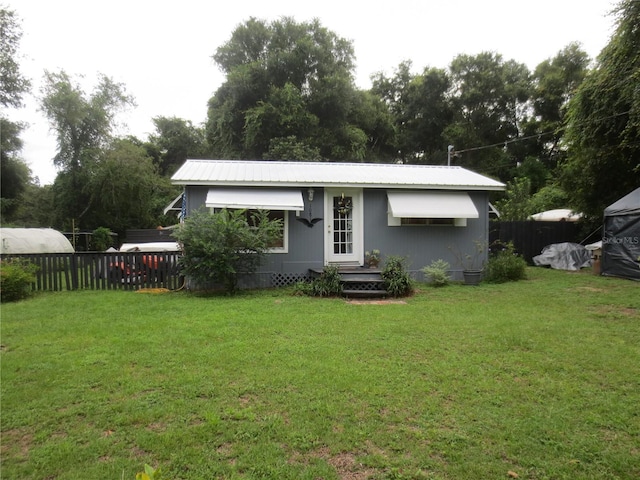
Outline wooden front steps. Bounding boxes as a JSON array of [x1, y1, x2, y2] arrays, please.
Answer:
[[309, 266, 388, 298]]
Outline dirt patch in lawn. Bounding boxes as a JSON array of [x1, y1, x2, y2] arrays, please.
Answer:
[[1, 428, 33, 459], [573, 286, 606, 293], [302, 447, 377, 480], [592, 304, 639, 319]]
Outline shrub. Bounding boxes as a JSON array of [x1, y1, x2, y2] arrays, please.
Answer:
[[485, 243, 527, 283], [294, 265, 343, 297], [382, 255, 414, 297], [1, 258, 38, 302], [91, 227, 114, 251], [173, 208, 283, 295], [421, 259, 451, 287]]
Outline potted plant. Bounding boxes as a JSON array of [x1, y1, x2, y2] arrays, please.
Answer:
[[449, 240, 487, 285], [365, 249, 381, 268]]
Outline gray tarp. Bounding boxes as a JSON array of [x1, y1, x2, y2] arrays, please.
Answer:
[[602, 187, 640, 281], [533, 242, 592, 271]]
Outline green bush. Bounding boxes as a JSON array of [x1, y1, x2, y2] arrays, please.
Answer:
[[0, 259, 38, 303], [294, 265, 343, 297], [173, 208, 283, 295], [485, 243, 527, 283], [382, 255, 414, 297], [91, 227, 114, 251], [421, 259, 451, 287]]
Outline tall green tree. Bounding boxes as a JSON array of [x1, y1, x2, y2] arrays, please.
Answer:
[[39, 70, 135, 228], [0, 7, 31, 108], [444, 52, 532, 179], [40, 70, 135, 172], [206, 17, 384, 162], [0, 7, 32, 224], [527, 43, 590, 170], [147, 116, 208, 176], [561, 0, 640, 221], [371, 61, 453, 163], [0, 7, 33, 223], [9, 183, 55, 228], [87, 139, 171, 236], [0, 118, 31, 221]]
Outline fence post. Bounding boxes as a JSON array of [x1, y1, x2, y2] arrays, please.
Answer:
[[71, 253, 79, 290]]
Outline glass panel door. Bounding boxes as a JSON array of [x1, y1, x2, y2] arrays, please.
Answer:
[[325, 189, 362, 264], [333, 194, 353, 254]]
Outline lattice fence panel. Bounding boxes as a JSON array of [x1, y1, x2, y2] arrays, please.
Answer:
[[271, 273, 311, 288]]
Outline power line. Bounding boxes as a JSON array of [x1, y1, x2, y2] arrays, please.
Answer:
[[452, 110, 632, 156]]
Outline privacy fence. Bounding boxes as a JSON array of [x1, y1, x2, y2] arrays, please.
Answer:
[[1, 251, 183, 292], [489, 220, 582, 264]]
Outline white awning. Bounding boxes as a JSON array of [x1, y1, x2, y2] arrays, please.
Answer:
[[387, 191, 479, 218], [205, 188, 304, 211]]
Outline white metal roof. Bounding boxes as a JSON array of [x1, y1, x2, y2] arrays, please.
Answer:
[[387, 191, 479, 218], [171, 160, 505, 191]]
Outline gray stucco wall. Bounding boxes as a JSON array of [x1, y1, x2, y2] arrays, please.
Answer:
[[184, 185, 490, 286]]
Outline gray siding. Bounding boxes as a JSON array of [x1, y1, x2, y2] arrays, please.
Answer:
[[184, 185, 490, 286], [362, 189, 489, 279]]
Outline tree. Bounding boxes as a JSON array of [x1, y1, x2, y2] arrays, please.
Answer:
[[493, 177, 535, 221], [86, 139, 172, 237], [0, 7, 31, 108], [445, 52, 532, 179], [147, 116, 208, 176], [243, 82, 320, 158], [0, 117, 32, 221], [371, 61, 453, 163], [561, 0, 640, 221], [206, 17, 384, 162], [173, 208, 283, 294], [8, 182, 55, 228], [527, 43, 590, 171], [39, 70, 135, 228], [494, 177, 571, 221], [0, 7, 33, 223], [40, 70, 135, 172]]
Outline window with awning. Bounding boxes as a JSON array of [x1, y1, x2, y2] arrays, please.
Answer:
[[387, 190, 478, 226], [205, 188, 304, 252], [205, 188, 304, 211]]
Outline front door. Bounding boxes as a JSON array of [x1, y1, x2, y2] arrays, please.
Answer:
[[324, 188, 363, 265]]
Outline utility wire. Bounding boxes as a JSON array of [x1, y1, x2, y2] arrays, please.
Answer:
[[452, 110, 633, 155]]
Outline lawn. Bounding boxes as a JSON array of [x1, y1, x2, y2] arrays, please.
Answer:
[[1, 268, 639, 479]]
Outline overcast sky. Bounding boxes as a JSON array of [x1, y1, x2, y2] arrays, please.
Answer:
[[6, 0, 617, 185]]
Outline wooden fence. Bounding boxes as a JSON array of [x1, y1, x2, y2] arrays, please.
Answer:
[[1, 252, 183, 292]]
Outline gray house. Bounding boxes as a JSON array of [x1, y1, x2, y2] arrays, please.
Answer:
[[170, 159, 505, 287]]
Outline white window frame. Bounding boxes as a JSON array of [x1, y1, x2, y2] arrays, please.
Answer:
[[210, 207, 290, 254]]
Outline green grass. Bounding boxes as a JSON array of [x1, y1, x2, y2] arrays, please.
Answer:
[[2, 268, 639, 479]]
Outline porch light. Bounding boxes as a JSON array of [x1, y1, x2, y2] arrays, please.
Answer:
[[308, 188, 315, 201]]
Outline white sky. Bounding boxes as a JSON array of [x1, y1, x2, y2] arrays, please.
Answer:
[[5, 0, 617, 185]]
